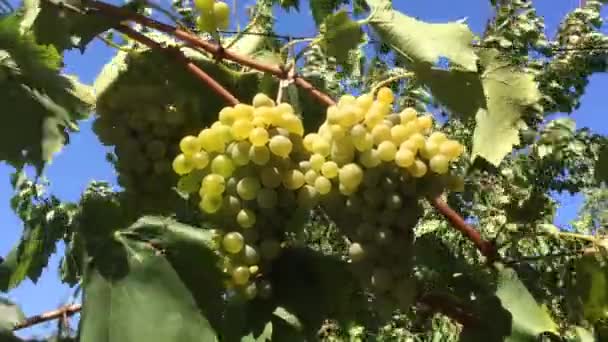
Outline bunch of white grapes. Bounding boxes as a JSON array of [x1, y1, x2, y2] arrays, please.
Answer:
[[299, 87, 465, 317], [193, 0, 230, 32], [172, 93, 315, 300]]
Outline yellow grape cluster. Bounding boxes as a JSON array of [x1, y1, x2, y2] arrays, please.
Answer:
[[171, 93, 311, 300], [302, 87, 465, 317], [194, 0, 230, 33]]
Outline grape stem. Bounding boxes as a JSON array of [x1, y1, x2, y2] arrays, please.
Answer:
[[115, 25, 240, 106], [428, 196, 498, 261], [85, 0, 336, 107], [13, 304, 82, 331]]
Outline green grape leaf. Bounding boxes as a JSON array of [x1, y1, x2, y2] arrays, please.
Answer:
[[471, 49, 542, 166], [365, 0, 478, 71], [267, 247, 368, 338], [21, 0, 139, 53], [0, 249, 17, 291], [0, 15, 93, 170], [319, 10, 364, 65], [595, 143, 608, 185], [309, 0, 348, 27], [494, 267, 559, 340], [79, 234, 218, 342], [0, 297, 25, 332], [568, 254, 608, 323]]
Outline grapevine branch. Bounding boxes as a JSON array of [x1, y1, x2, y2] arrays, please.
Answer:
[[86, 0, 335, 107], [115, 25, 240, 106], [13, 304, 82, 331]]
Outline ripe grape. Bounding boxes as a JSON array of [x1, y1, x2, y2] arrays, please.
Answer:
[[371, 124, 391, 145], [232, 266, 250, 285], [312, 138, 331, 156], [304, 169, 319, 185], [349, 243, 366, 262], [179, 135, 200, 155], [339, 163, 363, 190], [249, 127, 269, 146], [236, 208, 256, 228], [377, 141, 397, 161], [252, 93, 274, 108], [172, 154, 194, 175], [260, 167, 282, 188], [439, 140, 464, 160], [201, 174, 226, 195], [395, 148, 414, 168], [213, 2, 231, 28], [223, 232, 245, 254], [232, 119, 253, 140], [309, 154, 325, 171], [200, 194, 223, 214], [420, 140, 440, 159], [249, 145, 270, 165], [282, 169, 305, 190], [268, 135, 293, 158], [211, 155, 235, 177], [191, 151, 210, 169], [429, 154, 449, 174], [230, 141, 251, 166], [314, 176, 332, 195], [194, 0, 214, 12], [408, 159, 427, 178], [376, 87, 394, 104], [400, 108, 418, 123], [237, 177, 261, 200], [321, 161, 339, 178]]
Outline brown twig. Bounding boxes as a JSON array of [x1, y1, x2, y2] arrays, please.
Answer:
[[13, 304, 82, 331], [87, 1, 335, 107], [428, 196, 498, 261], [115, 25, 240, 106]]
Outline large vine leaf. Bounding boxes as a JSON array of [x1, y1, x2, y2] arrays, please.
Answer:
[[20, 0, 139, 53], [567, 254, 608, 324], [79, 223, 218, 342], [365, 0, 478, 71], [319, 10, 364, 65], [0, 15, 93, 169], [309, 0, 349, 27], [471, 50, 542, 166]]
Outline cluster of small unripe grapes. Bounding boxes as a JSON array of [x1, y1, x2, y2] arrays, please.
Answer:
[[93, 84, 202, 213], [172, 93, 315, 300], [193, 0, 230, 33], [300, 87, 464, 315]]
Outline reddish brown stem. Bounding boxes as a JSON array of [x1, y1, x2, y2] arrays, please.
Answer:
[[116, 25, 240, 106], [13, 304, 82, 331], [428, 196, 498, 261], [88, 1, 335, 107]]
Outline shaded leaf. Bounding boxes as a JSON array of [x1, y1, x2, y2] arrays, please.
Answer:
[[0, 297, 25, 331], [595, 143, 608, 185], [319, 10, 363, 65], [567, 254, 608, 324], [79, 236, 218, 342], [366, 0, 477, 71], [0, 15, 92, 169], [309, 0, 348, 27]]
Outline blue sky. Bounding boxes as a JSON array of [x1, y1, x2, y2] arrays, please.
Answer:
[[1, 0, 607, 338]]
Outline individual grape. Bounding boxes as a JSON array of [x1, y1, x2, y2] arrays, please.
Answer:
[[408, 159, 428, 178], [428, 132, 448, 144], [359, 149, 381, 168], [390, 124, 409, 145], [249, 145, 270, 165], [172, 154, 193, 175], [349, 243, 366, 262], [276, 102, 294, 114], [199, 128, 225, 152], [249, 127, 269, 147], [260, 167, 282, 188], [282, 169, 305, 190], [211, 122, 233, 142], [439, 140, 464, 160], [314, 176, 332, 195], [252, 93, 274, 108], [194, 0, 214, 12], [312, 138, 331, 156], [330, 124, 346, 139], [377, 141, 397, 161], [256, 188, 278, 208], [371, 124, 391, 145], [213, 1, 230, 27], [408, 133, 426, 151], [355, 93, 373, 111], [304, 169, 319, 185], [233, 104, 254, 121], [218, 107, 236, 125], [353, 132, 374, 152], [321, 161, 339, 178], [191, 151, 210, 169], [331, 138, 355, 165], [201, 174, 226, 195], [309, 154, 325, 171], [237, 177, 261, 200], [241, 245, 260, 265], [416, 115, 433, 132], [243, 282, 258, 300], [421, 140, 440, 159], [282, 114, 304, 136], [302, 133, 319, 152], [232, 119, 254, 140], [196, 14, 216, 33], [339, 163, 364, 189], [232, 266, 250, 286], [337, 105, 360, 127], [230, 141, 251, 166], [268, 135, 293, 158], [237, 208, 256, 228], [376, 87, 394, 104], [399, 108, 418, 124], [222, 195, 241, 214], [429, 154, 449, 174], [395, 148, 415, 168], [223, 232, 245, 254], [199, 194, 223, 214], [211, 155, 235, 178]]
